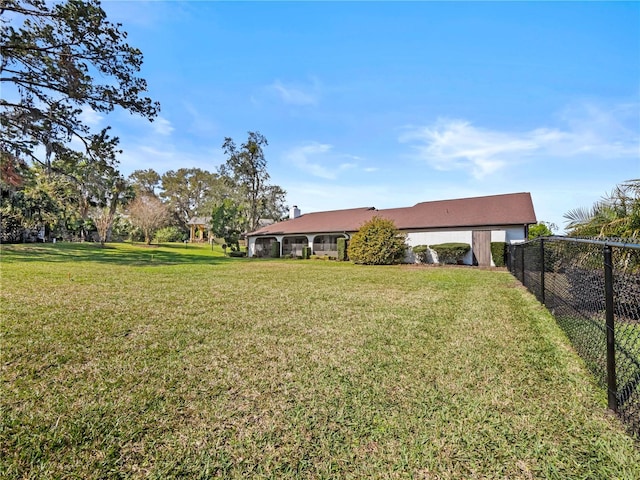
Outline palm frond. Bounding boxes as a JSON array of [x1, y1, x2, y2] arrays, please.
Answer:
[[563, 206, 595, 228]]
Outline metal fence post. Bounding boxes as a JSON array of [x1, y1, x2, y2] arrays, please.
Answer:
[[603, 245, 618, 412], [539, 239, 545, 305], [521, 245, 526, 286]]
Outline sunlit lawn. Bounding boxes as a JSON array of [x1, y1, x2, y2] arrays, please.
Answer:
[[1, 242, 639, 479]]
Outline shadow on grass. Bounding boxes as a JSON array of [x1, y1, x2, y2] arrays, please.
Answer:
[[0, 242, 243, 266]]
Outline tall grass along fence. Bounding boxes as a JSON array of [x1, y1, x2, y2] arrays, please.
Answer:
[[509, 236, 640, 438]]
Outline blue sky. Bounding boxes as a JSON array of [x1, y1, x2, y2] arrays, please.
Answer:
[[96, 1, 639, 232]]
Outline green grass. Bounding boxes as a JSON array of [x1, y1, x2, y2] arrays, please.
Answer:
[[1, 242, 639, 479]]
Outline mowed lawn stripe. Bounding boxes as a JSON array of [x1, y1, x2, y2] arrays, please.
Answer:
[[1, 243, 638, 479]]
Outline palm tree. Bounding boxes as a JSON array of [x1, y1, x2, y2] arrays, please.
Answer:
[[564, 180, 640, 239]]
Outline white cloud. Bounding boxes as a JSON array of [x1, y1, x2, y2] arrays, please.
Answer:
[[338, 162, 357, 171], [399, 102, 640, 180], [152, 116, 174, 136], [79, 107, 103, 126], [270, 79, 319, 106], [399, 119, 536, 179], [283, 143, 379, 179], [285, 142, 335, 178]]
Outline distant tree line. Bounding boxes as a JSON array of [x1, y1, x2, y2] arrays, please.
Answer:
[[1, 132, 288, 244], [1, 0, 286, 245]]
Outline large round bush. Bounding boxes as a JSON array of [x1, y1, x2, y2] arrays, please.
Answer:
[[347, 216, 406, 265]]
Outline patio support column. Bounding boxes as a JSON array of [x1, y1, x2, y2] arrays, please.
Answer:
[[308, 235, 316, 255]]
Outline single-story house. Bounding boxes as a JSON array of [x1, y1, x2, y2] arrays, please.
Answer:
[[245, 192, 537, 266]]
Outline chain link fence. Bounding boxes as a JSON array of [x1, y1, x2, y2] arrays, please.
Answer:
[[509, 237, 640, 438]]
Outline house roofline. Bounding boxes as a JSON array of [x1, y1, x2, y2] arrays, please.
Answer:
[[247, 222, 535, 238]]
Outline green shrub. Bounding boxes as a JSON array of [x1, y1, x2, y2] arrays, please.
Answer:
[[347, 216, 406, 265], [270, 241, 280, 258], [491, 242, 507, 267], [110, 216, 132, 242], [528, 222, 555, 239], [337, 238, 348, 261], [128, 226, 145, 243], [302, 246, 311, 259], [229, 250, 246, 257], [154, 226, 185, 243], [412, 245, 431, 264], [430, 243, 470, 265]]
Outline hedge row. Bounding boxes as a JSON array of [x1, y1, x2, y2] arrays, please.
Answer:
[[491, 242, 507, 267], [412, 243, 470, 265]]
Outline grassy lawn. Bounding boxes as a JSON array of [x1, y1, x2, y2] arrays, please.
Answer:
[[1, 242, 639, 479]]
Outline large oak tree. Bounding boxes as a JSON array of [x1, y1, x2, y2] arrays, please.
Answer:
[[159, 168, 223, 231], [219, 131, 287, 233], [1, 0, 159, 172]]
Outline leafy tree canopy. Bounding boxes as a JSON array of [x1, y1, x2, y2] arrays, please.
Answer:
[[159, 168, 222, 230], [211, 198, 243, 250], [128, 168, 161, 196], [528, 221, 557, 240], [219, 132, 287, 233], [1, 0, 159, 173], [1, 157, 130, 242]]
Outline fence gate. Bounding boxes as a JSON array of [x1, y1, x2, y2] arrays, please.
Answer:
[[472, 230, 492, 266]]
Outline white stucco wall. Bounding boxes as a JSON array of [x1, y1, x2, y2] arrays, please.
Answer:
[[404, 226, 527, 265], [491, 230, 507, 242], [406, 230, 472, 248], [248, 237, 256, 257], [503, 226, 527, 243]]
